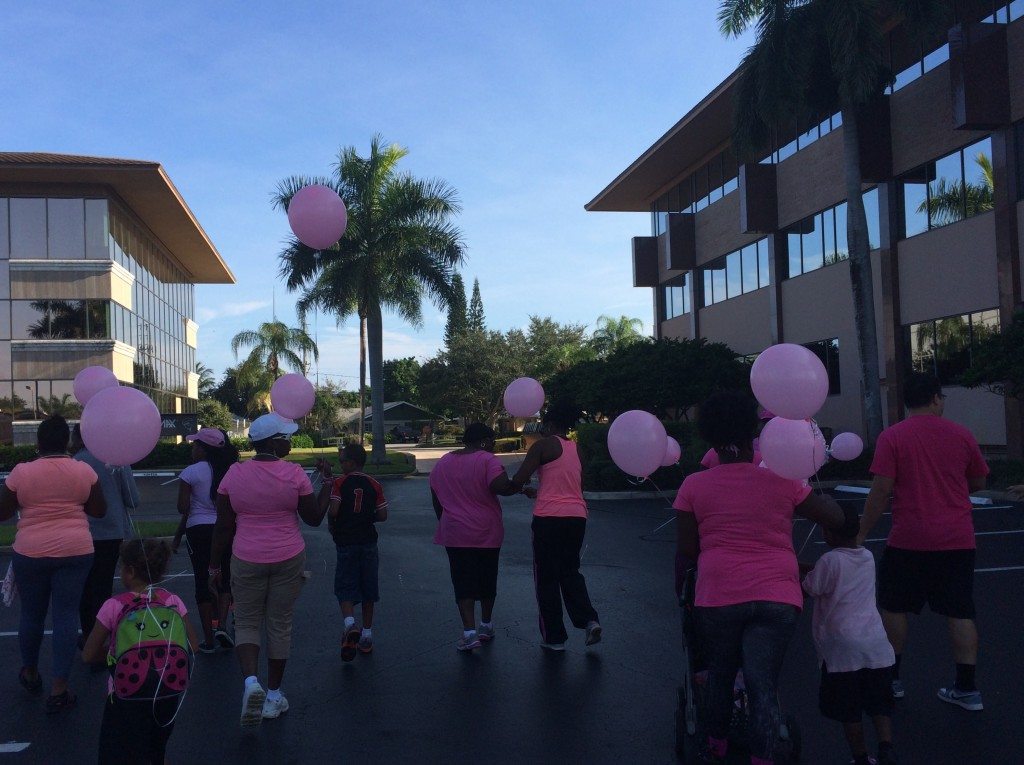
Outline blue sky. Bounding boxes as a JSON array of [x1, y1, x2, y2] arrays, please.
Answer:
[[2, 2, 751, 388]]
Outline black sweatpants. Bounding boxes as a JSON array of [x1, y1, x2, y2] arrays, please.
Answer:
[[79, 538, 123, 634], [531, 516, 598, 644]]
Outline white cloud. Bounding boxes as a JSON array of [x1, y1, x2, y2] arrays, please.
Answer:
[[196, 300, 272, 324]]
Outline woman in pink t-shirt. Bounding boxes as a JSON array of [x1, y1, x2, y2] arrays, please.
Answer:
[[0, 416, 106, 712], [674, 393, 842, 765], [429, 423, 521, 652], [210, 413, 324, 728]]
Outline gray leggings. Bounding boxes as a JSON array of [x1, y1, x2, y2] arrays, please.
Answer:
[[696, 601, 798, 761]]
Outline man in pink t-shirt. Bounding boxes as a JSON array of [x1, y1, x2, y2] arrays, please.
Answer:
[[861, 373, 989, 712]]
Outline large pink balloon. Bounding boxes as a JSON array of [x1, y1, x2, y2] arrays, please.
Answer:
[[80, 387, 161, 466], [287, 185, 348, 250], [608, 410, 667, 478], [759, 417, 827, 481], [661, 436, 681, 467], [73, 366, 118, 406], [271, 374, 315, 420], [830, 432, 864, 462], [504, 377, 545, 418], [750, 344, 829, 421]]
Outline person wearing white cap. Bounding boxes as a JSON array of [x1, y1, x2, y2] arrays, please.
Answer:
[[171, 427, 239, 653], [209, 413, 326, 728]]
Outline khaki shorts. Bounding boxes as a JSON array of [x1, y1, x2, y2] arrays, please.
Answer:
[[230, 551, 306, 659]]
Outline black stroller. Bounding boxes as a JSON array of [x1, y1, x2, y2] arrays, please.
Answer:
[[674, 566, 802, 763]]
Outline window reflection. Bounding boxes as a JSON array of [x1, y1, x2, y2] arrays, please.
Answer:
[[804, 339, 841, 395], [701, 237, 770, 307], [901, 138, 993, 236], [906, 309, 1000, 384], [785, 190, 880, 279], [662, 273, 690, 321]]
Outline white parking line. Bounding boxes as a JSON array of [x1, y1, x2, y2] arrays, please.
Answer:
[[817, 529, 1024, 544], [0, 630, 50, 637], [976, 566, 1024, 573], [0, 743, 30, 753]]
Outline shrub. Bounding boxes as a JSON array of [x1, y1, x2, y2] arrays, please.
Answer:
[[987, 459, 1024, 489], [290, 434, 314, 449], [134, 441, 192, 469], [575, 420, 706, 491], [230, 436, 250, 452], [0, 445, 40, 470]]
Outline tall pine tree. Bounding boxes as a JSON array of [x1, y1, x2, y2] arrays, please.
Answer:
[[444, 273, 468, 347], [468, 278, 486, 332]]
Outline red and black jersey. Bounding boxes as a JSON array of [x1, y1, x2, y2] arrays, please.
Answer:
[[329, 472, 388, 545]]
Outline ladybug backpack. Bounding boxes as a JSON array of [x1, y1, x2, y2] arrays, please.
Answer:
[[107, 589, 193, 702]]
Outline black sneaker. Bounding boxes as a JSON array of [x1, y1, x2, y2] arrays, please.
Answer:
[[198, 641, 217, 654]]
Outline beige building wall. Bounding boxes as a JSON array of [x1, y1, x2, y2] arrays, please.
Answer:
[[775, 130, 847, 228], [694, 190, 758, 264], [698, 288, 773, 355]]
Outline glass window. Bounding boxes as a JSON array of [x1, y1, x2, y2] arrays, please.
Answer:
[[834, 202, 849, 261], [741, 243, 759, 293], [930, 151, 966, 227], [804, 339, 841, 395], [1012, 0, 1023, 22], [673, 280, 686, 317], [922, 44, 949, 74], [971, 309, 999, 344], [709, 155, 723, 203], [703, 271, 714, 308], [47, 199, 86, 260], [862, 189, 880, 250], [788, 231, 802, 279], [903, 179, 929, 237], [822, 208, 837, 265], [830, 112, 842, 129], [712, 265, 727, 304], [726, 252, 742, 298], [962, 137, 994, 218], [694, 166, 710, 212], [933, 314, 972, 382], [9, 199, 47, 259], [758, 240, 770, 288], [891, 60, 922, 92], [797, 121, 818, 150], [777, 137, 798, 163], [86, 300, 109, 339], [678, 179, 693, 214], [802, 214, 824, 273]]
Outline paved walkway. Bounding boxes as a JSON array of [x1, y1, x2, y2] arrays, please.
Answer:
[[0, 483, 1020, 762]]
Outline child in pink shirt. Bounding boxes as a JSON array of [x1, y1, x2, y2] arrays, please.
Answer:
[[803, 507, 896, 765]]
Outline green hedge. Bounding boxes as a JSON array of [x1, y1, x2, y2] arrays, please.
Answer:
[[576, 421, 706, 492], [0, 446, 41, 470], [291, 434, 314, 449]]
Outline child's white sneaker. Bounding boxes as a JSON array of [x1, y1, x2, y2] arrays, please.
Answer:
[[240, 682, 266, 728], [262, 693, 290, 719]]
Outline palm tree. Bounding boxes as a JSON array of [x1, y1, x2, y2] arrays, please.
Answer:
[[230, 320, 318, 414], [195, 361, 216, 399], [591, 315, 645, 358], [274, 135, 465, 463], [718, 0, 951, 443], [37, 394, 82, 419]]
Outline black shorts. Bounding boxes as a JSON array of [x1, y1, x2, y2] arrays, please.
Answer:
[[334, 542, 380, 604], [819, 664, 894, 723], [877, 546, 975, 619], [445, 547, 500, 601], [97, 695, 178, 764]]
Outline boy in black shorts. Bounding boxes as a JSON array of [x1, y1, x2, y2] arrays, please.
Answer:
[[803, 508, 897, 765], [318, 444, 389, 662]]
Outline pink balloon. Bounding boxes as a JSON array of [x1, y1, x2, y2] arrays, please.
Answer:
[[750, 344, 829, 421], [503, 377, 545, 418], [80, 387, 161, 466], [287, 185, 348, 250], [661, 436, 681, 467], [73, 366, 118, 406], [759, 417, 827, 481], [608, 410, 667, 478], [830, 432, 864, 462], [270, 374, 315, 420]]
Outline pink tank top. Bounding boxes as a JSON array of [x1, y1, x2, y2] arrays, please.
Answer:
[[534, 438, 588, 518]]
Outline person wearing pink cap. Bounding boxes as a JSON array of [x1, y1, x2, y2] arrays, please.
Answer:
[[172, 427, 239, 653]]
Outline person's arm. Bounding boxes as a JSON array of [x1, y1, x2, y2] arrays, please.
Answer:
[[489, 472, 520, 497], [801, 555, 835, 598], [676, 510, 699, 563], [297, 493, 325, 527], [84, 481, 107, 519], [171, 514, 188, 554], [510, 439, 550, 488], [430, 488, 444, 520], [176, 481, 191, 517], [374, 485, 388, 523], [81, 620, 111, 665], [859, 474, 894, 544], [0, 484, 18, 522], [209, 494, 237, 592], [793, 490, 843, 531]]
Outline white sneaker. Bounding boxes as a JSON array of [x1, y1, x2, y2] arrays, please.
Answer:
[[585, 621, 603, 646], [240, 682, 266, 728], [540, 641, 566, 652], [262, 693, 290, 719]]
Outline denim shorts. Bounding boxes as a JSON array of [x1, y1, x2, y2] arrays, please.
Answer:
[[334, 542, 380, 604]]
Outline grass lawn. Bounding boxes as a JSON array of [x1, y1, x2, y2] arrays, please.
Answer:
[[243, 449, 416, 476], [0, 520, 180, 547]]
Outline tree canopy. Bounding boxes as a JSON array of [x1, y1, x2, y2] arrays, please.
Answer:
[[383, 357, 422, 402], [961, 311, 1024, 402]]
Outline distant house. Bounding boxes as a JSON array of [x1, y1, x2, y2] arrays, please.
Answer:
[[337, 401, 441, 431]]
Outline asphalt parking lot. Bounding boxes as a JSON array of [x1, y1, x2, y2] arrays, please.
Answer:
[[0, 478, 1020, 763]]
